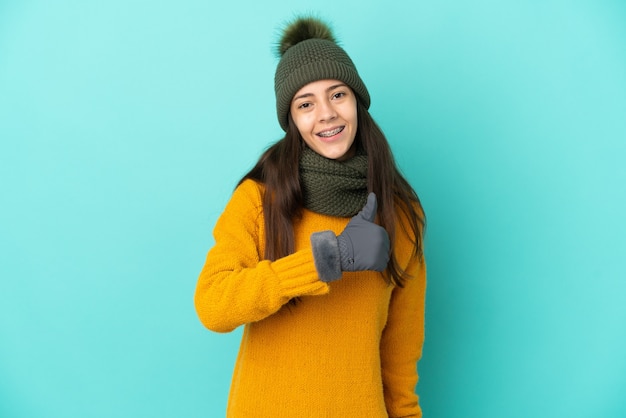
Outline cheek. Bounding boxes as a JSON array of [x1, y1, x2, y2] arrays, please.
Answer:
[[347, 110, 358, 134], [343, 99, 358, 129], [292, 113, 315, 136]]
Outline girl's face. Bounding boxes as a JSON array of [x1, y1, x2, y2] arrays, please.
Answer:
[[290, 79, 358, 161]]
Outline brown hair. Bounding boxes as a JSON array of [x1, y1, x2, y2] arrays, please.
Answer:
[[239, 101, 425, 287]]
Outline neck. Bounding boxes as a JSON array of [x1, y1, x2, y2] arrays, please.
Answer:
[[299, 146, 368, 217]]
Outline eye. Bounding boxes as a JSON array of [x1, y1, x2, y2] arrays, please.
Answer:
[[297, 102, 312, 110], [332, 91, 346, 100]]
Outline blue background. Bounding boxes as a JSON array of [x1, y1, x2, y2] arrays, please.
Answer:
[[1, 1, 625, 417]]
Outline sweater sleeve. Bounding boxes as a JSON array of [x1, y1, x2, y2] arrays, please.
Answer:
[[194, 180, 329, 333], [380, 252, 427, 418]]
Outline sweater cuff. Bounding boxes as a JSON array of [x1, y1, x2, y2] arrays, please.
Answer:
[[269, 248, 329, 299], [310, 231, 342, 282]]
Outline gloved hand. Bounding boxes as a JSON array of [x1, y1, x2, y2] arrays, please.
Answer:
[[310, 193, 390, 282]]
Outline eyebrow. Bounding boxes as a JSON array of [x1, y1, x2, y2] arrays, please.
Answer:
[[292, 83, 348, 102]]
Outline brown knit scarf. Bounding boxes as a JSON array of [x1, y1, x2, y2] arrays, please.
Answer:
[[299, 146, 368, 217]]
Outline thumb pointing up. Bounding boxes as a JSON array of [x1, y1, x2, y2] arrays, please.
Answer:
[[309, 191, 389, 280], [335, 191, 389, 273], [358, 192, 378, 223]]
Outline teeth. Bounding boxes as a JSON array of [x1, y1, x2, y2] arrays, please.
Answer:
[[318, 127, 343, 137]]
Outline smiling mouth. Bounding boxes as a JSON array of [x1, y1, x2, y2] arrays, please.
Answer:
[[317, 126, 344, 138]]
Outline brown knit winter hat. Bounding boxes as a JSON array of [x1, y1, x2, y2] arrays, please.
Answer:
[[274, 17, 371, 131]]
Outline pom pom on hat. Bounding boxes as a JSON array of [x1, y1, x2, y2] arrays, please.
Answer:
[[276, 17, 337, 57], [274, 16, 370, 131]]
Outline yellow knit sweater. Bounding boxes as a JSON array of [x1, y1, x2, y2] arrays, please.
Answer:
[[194, 179, 426, 417]]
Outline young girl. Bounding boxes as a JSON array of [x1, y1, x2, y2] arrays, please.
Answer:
[[194, 16, 427, 417]]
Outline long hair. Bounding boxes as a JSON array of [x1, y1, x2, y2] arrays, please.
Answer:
[[239, 101, 425, 287]]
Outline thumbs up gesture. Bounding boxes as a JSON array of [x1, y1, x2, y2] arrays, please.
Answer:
[[337, 193, 390, 272], [310, 193, 390, 282]]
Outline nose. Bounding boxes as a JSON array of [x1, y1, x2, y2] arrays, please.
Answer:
[[318, 99, 337, 122]]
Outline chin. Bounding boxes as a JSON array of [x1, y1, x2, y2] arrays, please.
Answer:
[[320, 148, 350, 160]]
